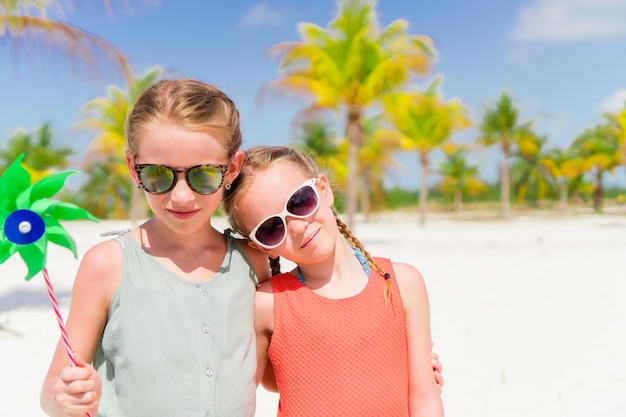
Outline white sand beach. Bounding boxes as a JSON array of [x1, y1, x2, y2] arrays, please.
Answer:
[[1, 212, 625, 416]]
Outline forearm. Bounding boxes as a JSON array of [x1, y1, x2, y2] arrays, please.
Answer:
[[409, 393, 444, 417], [260, 361, 278, 392]]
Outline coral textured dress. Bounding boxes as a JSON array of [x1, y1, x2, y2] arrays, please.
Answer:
[[268, 257, 409, 417]]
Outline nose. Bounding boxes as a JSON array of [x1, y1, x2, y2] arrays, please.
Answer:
[[169, 172, 195, 203], [286, 216, 308, 237]]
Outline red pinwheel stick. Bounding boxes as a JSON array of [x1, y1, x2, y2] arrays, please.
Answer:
[[0, 157, 99, 417], [42, 268, 93, 417], [42, 268, 77, 364]]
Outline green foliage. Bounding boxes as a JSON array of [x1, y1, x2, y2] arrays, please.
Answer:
[[72, 155, 133, 219], [74, 67, 162, 219], [3, 1, 625, 220], [264, 0, 436, 225], [0, 122, 74, 175], [382, 187, 418, 210]]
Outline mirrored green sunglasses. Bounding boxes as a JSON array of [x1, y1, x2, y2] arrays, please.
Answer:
[[134, 163, 228, 195]]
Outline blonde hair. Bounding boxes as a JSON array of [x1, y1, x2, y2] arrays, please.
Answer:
[[125, 78, 242, 158], [222, 145, 393, 307]]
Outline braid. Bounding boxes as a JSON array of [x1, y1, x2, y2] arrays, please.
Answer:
[[332, 208, 393, 309], [269, 256, 282, 276]]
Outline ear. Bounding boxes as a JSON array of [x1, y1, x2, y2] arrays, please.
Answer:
[[126, 151, 140, 185], [316, 174, 335, 207], [225, 150, 244, 185]]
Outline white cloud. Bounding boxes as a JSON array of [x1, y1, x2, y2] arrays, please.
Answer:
[[599, 89, 626, 113], [509, 0, 626, 42], [238, 3, 289, 28]]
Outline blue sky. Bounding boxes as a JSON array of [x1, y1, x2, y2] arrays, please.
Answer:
[[2, 0, 626, 188]]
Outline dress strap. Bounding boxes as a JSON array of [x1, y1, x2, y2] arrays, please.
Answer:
[[296, 246, 370, 286], [353, 247, 371, 278]]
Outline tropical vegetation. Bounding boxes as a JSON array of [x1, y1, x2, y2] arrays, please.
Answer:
[[1, 0, 135, 82], [0, 122, 74, 184], [1, 0, 625, 223], [260, 0, 435, 227], [380, 79, 472, 225], [73, 67, 162, 219]]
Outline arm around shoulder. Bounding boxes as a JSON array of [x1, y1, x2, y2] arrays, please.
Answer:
[[254, 280, 275, 390], [241, 239, 271, 284]]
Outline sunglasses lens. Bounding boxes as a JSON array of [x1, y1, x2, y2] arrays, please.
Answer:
[[140, 165, 175, 194], [254, 217, 285, 247], [287, 186, 318, 216], [188, 165, 224, 194]]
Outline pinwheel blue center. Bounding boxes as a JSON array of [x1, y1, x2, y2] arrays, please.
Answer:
[[4, 209, 45, 245]]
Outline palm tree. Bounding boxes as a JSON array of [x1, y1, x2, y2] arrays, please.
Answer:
[[477, 91, 530, 218], [74, 67, 162, 220], [541, 148, 582, 210], [293, 115, 346, 185], [509, 128, 557, 206], [0, 122, 74, 182], [437, 146, 487, 212], [0, 0, 143, 82], [294, 114, 402, 218], [261, 0, 435, 226], [72, 154, 133, 219], [567, 166, 594, 206], [570, 123, 620, 211], [603, 104, 626, 166], [381, 80, 472, 225], [356, 115, 403, 217]]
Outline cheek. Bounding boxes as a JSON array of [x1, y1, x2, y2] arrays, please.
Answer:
[[201, 192, 224, 209], [143, 192, 164, 208], [317, 205, 340, 237]]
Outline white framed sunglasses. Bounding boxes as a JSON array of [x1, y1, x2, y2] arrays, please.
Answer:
[[248, 178, 320, 249]]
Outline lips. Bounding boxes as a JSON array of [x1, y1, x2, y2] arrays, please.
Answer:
[[168, 209, 199, 220], [300, 228, 320, 249]]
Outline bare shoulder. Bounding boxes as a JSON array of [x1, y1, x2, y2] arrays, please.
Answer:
[[391, 261, 425, 286], [73, 238, 124, 302], [390, 261, 428, 304], [254, 279, 274, 333], [79, 239, 123, 275]]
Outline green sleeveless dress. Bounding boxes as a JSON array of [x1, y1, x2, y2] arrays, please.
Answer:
[[93, 231, 258, 417]]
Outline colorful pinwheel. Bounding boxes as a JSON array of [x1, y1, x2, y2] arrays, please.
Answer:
[[1, 154, 98, 417], [1, 154, 98, 279]]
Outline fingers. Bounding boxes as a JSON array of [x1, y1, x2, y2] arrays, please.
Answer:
[[430, 349, 444, 388], [434, 369, 444, 388], [430, 351, 442, 374], [54, 358, 101, 417]]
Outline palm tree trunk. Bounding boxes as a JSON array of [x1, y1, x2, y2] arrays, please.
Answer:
[[454, 189, 463, 212], [558, 180, 568, 210], [360, 175, 370, 221], [344, 106, 364, 228], [500, 158, 512, 218], [418, 153, 429, 227], [345, 139, 358, 228], [593, 169, 603, 212]]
